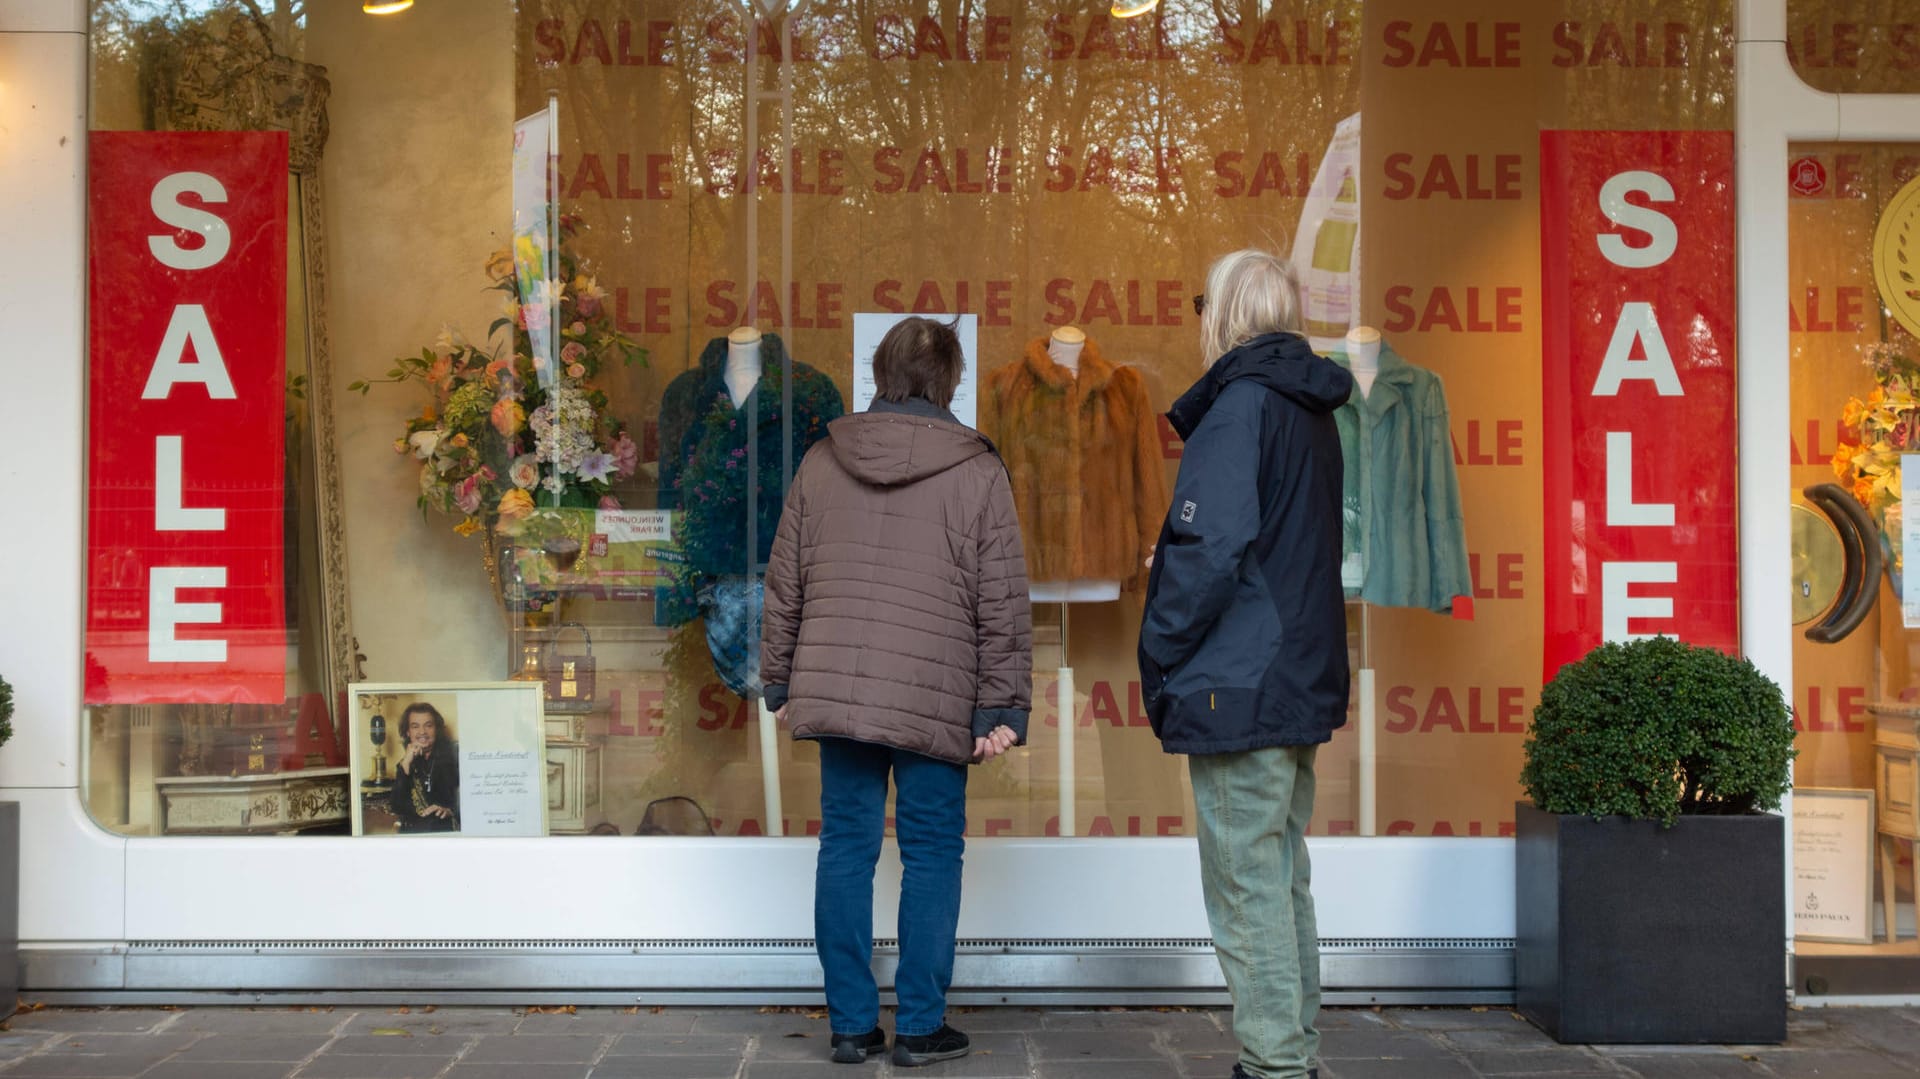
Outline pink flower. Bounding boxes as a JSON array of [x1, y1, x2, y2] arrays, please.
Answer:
[[612, 432, 639, 477], [561, 341, 586, 366], [568, 363, 587, 379], [454, 475, 484, 515], [491, 398, 526, 437], [599, 495, 622, 510]]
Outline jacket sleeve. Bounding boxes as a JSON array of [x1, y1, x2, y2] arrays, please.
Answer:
[[1139, 399, 1263, 674], [973, 464, 1033, 743], [759, 464, 807, 711], [1420, 375, 1471, 613], [1126, 373, 1170, 590]]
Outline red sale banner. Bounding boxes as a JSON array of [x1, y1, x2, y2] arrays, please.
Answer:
[[1539, 130, 1738, 682], [87, 131, 289, 704]]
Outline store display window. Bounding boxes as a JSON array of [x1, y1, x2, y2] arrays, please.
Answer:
[[82, 0, 1742, 842]]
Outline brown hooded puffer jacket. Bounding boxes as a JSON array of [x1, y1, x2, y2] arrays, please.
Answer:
[[761, 397, 1033, 765]]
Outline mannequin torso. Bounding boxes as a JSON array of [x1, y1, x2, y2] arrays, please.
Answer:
[[1346, 326, 1381, 399], [725, 327, 763, 409]]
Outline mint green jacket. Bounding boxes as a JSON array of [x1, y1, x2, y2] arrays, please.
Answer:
[[1328, 344, 1471, 614]]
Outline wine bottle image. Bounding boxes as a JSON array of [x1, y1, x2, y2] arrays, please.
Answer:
[[1303, 169, 1360, 340]]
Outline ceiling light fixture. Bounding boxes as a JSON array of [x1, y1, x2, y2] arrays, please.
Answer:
[[363, 1, 414, 14], [1111, 0, 1158, 17]]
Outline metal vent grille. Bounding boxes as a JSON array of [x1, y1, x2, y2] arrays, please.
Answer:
[[127, 936, 1513, 953]]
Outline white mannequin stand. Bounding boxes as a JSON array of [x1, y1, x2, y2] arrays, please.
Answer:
[[725, 326, 764, 409], [1031, 324, 1120, 604], [1346, 325, 1381, 399]]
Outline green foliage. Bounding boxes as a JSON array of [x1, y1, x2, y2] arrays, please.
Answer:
[[0, 674, 12, 750], [1521, 637, 1796, 826]]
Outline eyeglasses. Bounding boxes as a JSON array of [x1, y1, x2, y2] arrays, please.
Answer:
[[1192, 294, 1205, 316]]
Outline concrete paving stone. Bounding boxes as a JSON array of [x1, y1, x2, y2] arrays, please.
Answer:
[[897, 1045, 1034, 1079], [37, 1032, 201, 1055], [1778, 1014, 1870, 1051], [1816, 1009, 1920, 1055], [1028, 1029, 1165, 1060], [1316, 1028, 1462, 1059], [0, 1032, 63, 1058], [1040, 1008, 1226, 1031], [1442, 1024, 1563, 1050], [5, 1010, 174, 1033], [1180, 1050, 1239, 1075], [167, 1034, 332, 1061], [142, 1063, 297, 1079], [457, 1033, 605, 1063], [947, 1007, 1050, 1032], [1748, 1048, 1920, 1077], [1163, 1024, 1240, 1054], [518, 1008, 700, 1034], [585, 1056, 743, 1079], [739, 1065, 846, 1079], [340, 1009, 522, 1035], [323, 1034, 476, 1056], [1032, 1062, 1190, 1079], [1314, 1009, 1394, 1030], [443, 1065, 594, 1079], [604, 1032, 751, 1057], [0, 1055, 174, 1077], [167, 1010, 348, 1035], [1610, 1054, 1771, 1078], [750, 1030, 843, 1062], [291, 1054, 457, 1079], [1316, 1057, 1478, 1079], [1461, 1048, 1617, 1074], [1384, 1007, 1535, 1032], [692, 1010, 821, 1034]]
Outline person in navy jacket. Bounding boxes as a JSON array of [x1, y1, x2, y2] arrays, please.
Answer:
[[1139, 249, 1352, 1079]]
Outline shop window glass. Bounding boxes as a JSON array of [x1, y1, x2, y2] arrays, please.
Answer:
[[1788, 0, 1920, 95], [84, 0, 1738, 841], [1789, 138, 1920, 969]]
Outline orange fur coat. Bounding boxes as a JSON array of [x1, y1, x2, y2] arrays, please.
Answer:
[[978, 336, 1169, 589]]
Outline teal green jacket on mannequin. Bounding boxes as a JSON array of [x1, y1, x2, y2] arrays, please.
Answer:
[[1328, 343, 1470, 614]]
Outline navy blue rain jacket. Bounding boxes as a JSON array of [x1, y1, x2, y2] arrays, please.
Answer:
[[1138, 332, 1354, 754]]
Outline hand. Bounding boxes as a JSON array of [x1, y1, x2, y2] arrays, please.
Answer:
[[423, 805, 453, 820], [774, 706, 789, 726], [971, 725, 1019, 763], [397, 746, 419, 774], [1143, 545, 1157, 571]]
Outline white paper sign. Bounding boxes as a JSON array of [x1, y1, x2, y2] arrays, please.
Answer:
[[852, 313, 978, 429], [596, 508, 672, 544], [454, 687, 549, 837], [1792, 788, 1876, 943], [1903, 453, 1920, 627]]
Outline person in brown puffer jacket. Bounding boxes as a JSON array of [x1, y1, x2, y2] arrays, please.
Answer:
[[762, 316, 1032, 1068]]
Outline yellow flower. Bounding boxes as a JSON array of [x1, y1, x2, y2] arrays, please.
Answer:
[[485, 249, 514, 281], [454, 516, 481, 537], [1841, 398, 1865, 428], [1869, 387, 1887, 407], [1855, 476, 1876, 505], [497, 489, 535, 524], [491, 398, 526, 437], [1832, 442, 1856, 479]]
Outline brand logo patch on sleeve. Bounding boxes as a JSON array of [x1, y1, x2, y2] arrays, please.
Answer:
[[1180, 500, 1197, 523]]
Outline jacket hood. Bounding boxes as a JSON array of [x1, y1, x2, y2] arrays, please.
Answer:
[[828, 399, 994, 486], [1166, 332, 1354, 440]]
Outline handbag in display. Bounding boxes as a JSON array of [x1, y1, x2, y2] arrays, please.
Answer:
[[542, 622, 597, 711]]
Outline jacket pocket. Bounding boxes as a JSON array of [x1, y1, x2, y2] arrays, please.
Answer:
[[1161, 570, 1284, 706]]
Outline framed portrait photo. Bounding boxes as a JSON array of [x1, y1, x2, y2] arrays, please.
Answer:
[[348, 682, 548, 838]]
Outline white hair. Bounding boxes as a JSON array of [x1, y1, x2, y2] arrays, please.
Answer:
[[1200, 249, 1304, 365]]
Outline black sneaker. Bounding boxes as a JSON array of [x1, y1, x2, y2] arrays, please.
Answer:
[[1230, 1067, 1317, 1079], [829, 1027, 886, 1063], [892, 1024, 970, 1067]]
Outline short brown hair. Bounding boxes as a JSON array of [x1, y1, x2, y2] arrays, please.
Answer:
[[873, 317, 965, 408]]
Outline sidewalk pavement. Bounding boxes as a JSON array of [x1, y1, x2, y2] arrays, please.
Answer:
[[0, 1004, 1914, 1079]]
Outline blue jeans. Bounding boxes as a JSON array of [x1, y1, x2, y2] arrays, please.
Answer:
[[1190, 745, 1320, 1079], [815, 737, 968, 1038]]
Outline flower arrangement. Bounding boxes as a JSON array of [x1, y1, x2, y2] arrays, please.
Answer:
[[351, 215, 646, 541], [1833, 341, 1920, 533]]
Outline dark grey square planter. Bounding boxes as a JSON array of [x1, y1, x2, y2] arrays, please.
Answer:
[[0, 802, 15, 1007], [1514, 801, 1785, 1044]]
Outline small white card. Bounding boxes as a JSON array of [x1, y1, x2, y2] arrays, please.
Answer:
[[596, 508, 672, 544]]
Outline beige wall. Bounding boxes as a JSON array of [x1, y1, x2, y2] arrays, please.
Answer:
[[308, 1, 516, 682]]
